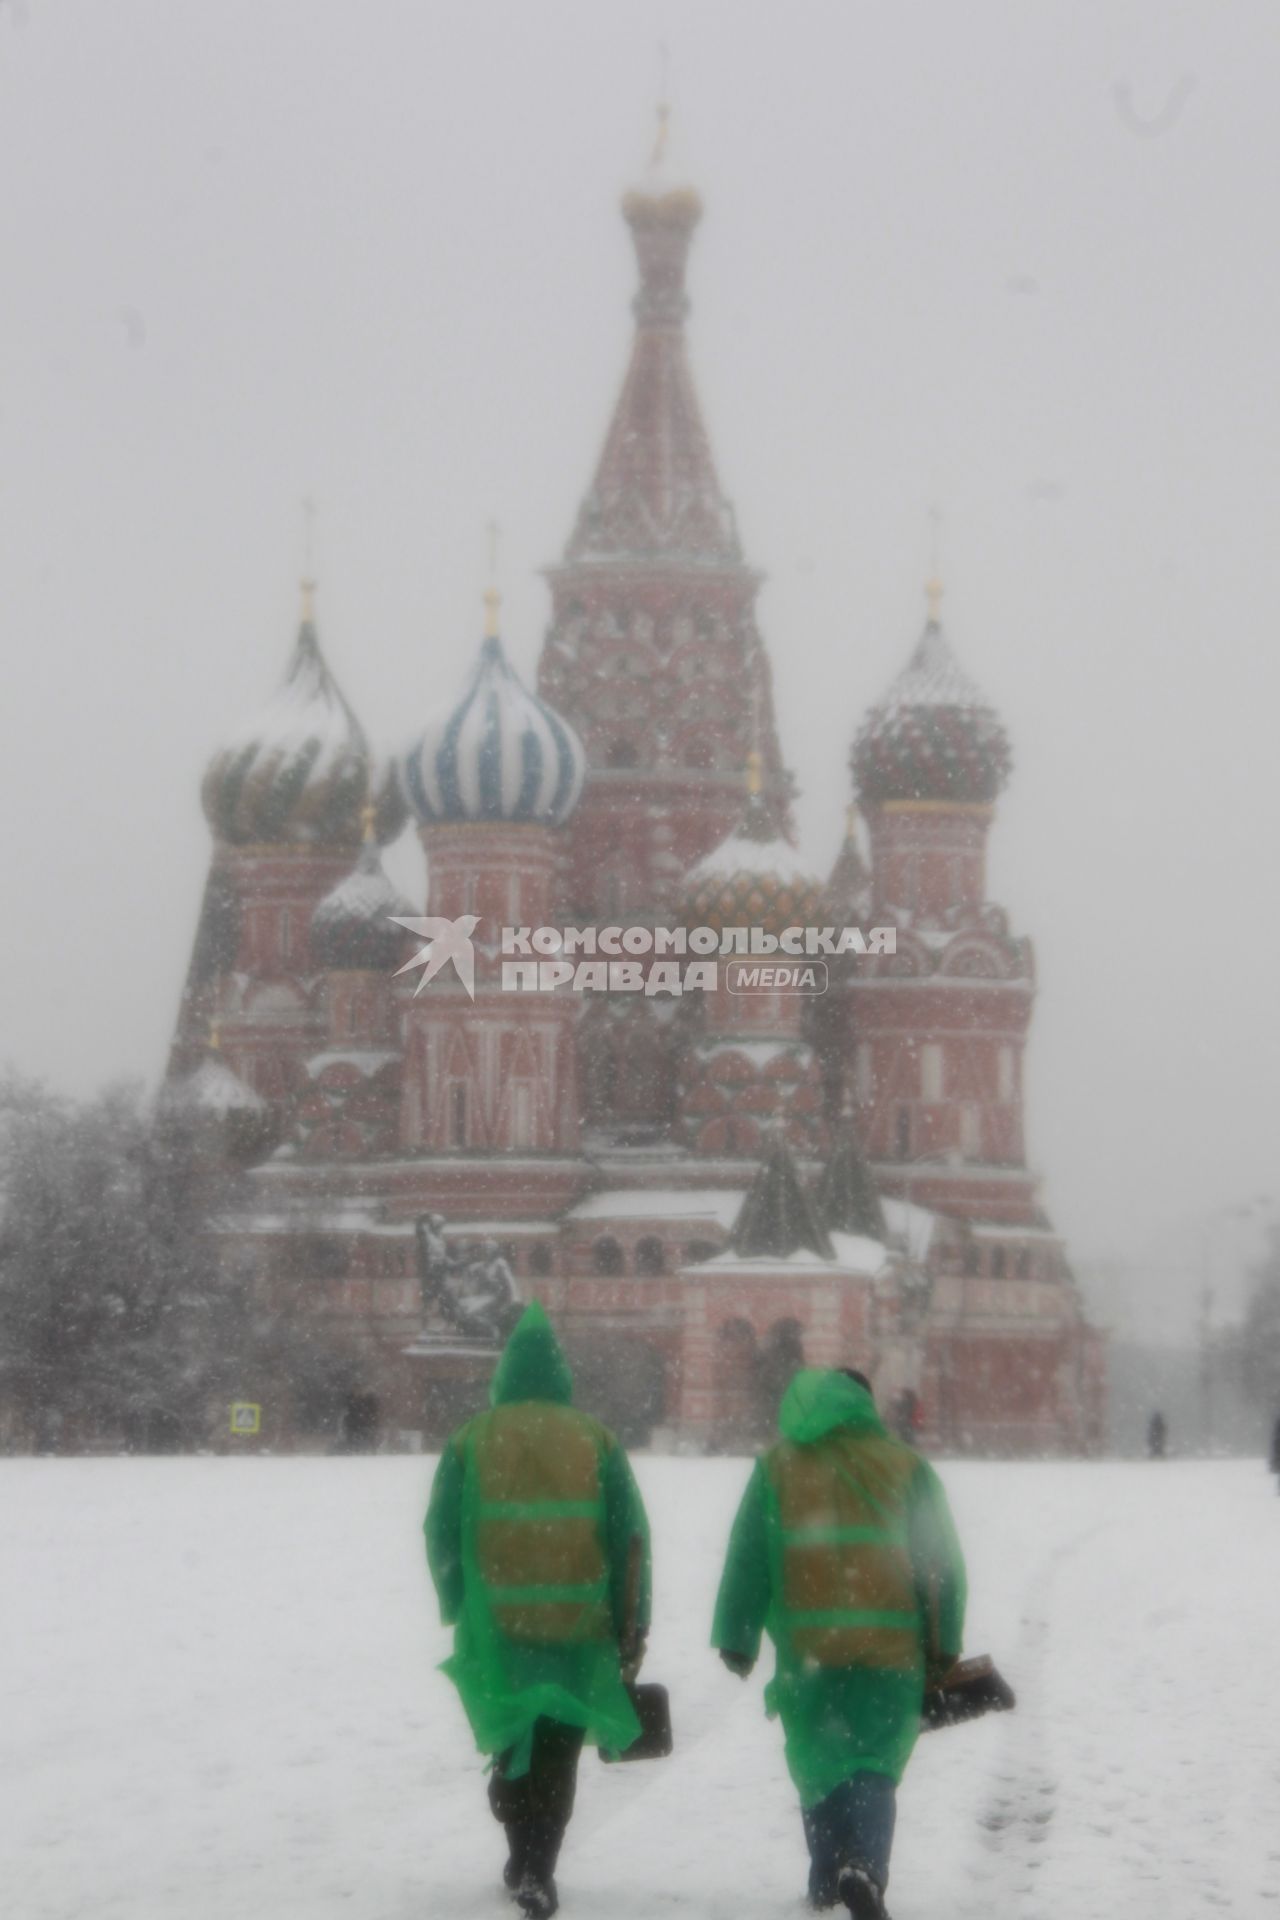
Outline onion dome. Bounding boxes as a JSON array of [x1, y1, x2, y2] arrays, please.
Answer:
[[311, 813, 415, 972], [163, 1051, 265, 1118], [851, 584, 1012, 807], [158, 1034, 274, 1164], [403, 597, 585, 827], [202, 583, 405, 849], [683, 754, 822, 937]]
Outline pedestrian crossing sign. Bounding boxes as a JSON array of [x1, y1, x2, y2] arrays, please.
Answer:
[[229, 1402, 261, 1435]]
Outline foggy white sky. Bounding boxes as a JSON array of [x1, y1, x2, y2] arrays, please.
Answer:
[[2, 0, 1277, 1334]]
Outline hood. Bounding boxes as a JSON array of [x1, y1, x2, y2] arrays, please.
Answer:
[[778, 1368, 887, 1445], [489, 1301, 574, 1407]]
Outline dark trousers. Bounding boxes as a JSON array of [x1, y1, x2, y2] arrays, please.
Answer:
[[802, 1770, 897, 1904], [489, 1718, 586, 1885]]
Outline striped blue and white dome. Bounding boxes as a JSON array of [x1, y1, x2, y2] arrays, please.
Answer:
[[403, 635, 585, 827]]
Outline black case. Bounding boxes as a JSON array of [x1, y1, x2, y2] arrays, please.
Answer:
[[920, 1654, 1016, 1732], [599, 1682, 673, 1762]]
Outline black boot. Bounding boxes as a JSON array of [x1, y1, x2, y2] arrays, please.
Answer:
[[837, 1864, 888, 1920], [514, 1872, 558, 1918]]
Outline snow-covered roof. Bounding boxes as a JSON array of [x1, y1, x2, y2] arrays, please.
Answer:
[[233, 1209, 407, 1238], [566, 1188, 742, 1230], [441, 1220, 559, 1237], [163, 1057, 266, 1117], [684, 829, 816, 892], [312, 855, 412, 930], [697, 1230, 887, 1277], [692, 1038, 809, 1069], [304, 1049, 399, 1079]]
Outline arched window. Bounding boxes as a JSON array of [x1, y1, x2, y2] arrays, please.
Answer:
[[528, 1242, 553, 1278], [990, 1246, 1006, 1278], [1015, 1248, 1031, 1280], [635, 1236, 665, 1277], [592, 1236, 625, 1277]]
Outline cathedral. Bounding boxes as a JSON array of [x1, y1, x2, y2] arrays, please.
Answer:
[[167, 124, 1104, 1455]]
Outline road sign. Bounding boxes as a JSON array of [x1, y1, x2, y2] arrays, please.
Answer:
[[229, 1402, 261, 1436]]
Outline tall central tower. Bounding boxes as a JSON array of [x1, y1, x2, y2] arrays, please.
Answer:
[[538, 114, 787, 929]]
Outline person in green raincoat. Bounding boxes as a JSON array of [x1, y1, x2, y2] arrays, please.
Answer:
[[425, 1302, 651, 1919], [712, 1368, 966, 1919]]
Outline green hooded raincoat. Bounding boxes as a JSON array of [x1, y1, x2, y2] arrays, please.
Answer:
[[425, 1303, 651, 1778], [712, 1369, 966, 1807]]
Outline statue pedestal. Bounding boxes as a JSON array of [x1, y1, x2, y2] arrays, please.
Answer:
[[403, 1330, 498, 1443]]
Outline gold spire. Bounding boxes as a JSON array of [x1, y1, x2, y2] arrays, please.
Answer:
[[483, 519, 501, 639], [926, 505, 942, 623], [925, 576, 943, 624], [651, 99, 670, 169], [844, 800, 859, 840], [300, 497, 317, 623], [360, 800, 377, 844], [745, 748, 764, 797], [208, 1018, 222, 1052]]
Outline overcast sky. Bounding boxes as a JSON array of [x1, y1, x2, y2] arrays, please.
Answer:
[[2, 0, 1277, 1336]]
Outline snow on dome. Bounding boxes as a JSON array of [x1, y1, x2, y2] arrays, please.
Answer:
[[402, 635, 585, 828], [202, 605, 405, 850], [852, 616, 1012, 807], [162, 1055, 266, 1118], [683, 780, 822, 937], [311, 842, 415, 972]]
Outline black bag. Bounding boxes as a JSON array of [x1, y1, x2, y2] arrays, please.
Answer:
[[920, 1655, 1016, 1733], [599, 1683, 673, 1763]]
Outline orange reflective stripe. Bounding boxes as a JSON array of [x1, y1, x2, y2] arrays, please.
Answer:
[[769, 1431, 922, 1670], [471, 1405, 610, 1646]]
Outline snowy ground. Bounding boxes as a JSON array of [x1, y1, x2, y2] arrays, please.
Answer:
[[4, 1455, 1280, 1920]]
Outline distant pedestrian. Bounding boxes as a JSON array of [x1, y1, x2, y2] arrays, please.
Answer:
[[424, 1302, 651, 1918], [713, 1368, 966, 1918], [1147, 1410, 1167, 1460]]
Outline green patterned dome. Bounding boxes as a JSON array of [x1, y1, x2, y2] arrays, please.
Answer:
[[202, 595, 405, 849], [852, 615, 1012, 807]]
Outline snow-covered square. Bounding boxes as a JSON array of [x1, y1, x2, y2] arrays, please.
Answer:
[[4, 1455, 1280, 1920]]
